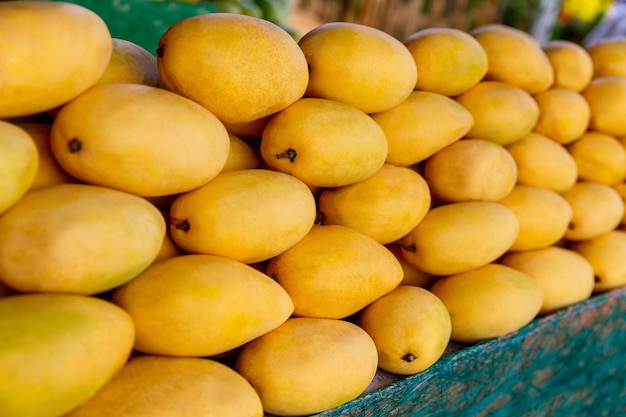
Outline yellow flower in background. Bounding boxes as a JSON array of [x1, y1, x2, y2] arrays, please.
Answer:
[[561, 0, 614, 22]]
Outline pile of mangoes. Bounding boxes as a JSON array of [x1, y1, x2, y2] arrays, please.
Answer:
[[2, 2, 626, 417]]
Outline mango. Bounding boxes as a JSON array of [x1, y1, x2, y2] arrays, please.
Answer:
[[220, 133, 260, 172], [358, 285, 451, 375], [112, 254, 294, 357], [298, 21, 417, 114], [0, 183, 165, 295], [400, 201, 519, 276], [566, 131, 626, 185], [543, 39, 593, 92], [532, 87, 591, 145], [370, 90, 474, 166], [50, 83, 230, 197], [169, 169, 316, 264], [505, 132, 578, 193], [424, 138, 517, 203], [583, 75, 626, 137], [18, 123, 75, 191], [404, 27, 488, 96], [95, 38, 160, 87], [0, 1, 112, 118], [0, 293, 134, 417], [430, 263, 543, 343], [157, 13, 308, 124], [260, 97, 388, 187], [561, 181, 625, 241], [455, 81, 540, 146], [497, 184, 573, 252], [569, 230, 626, 293], [500, 246, 595, 315], [0, 121, 39, 214], [64, 355, 263, 417], [317, 163, 432, 244], [586, 37, 626, 78], [266, 224, 403, 319], [235, 317, 378, 416], [470, 23, 554, 94]]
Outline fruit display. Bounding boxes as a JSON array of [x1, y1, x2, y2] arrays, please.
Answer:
[[1, 1, 626, 417]]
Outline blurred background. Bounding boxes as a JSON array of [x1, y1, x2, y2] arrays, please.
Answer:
[[20, 0, 625, 53]]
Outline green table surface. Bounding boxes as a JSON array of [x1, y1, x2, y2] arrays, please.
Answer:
[[311, 286, 626, 417]]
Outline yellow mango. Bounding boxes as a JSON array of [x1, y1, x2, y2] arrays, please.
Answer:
[[543, 39, 594, 92], [0, 1, 112, 118], [532, 87, 591, 144], [0, 120, 39, 214], [169, 169, 316, 264], [260, 98, 388, 187], [424, 138, 517, 203], [157, 13, 308, 124], [569, 229, 626, 293], [112, 253, 293, 358], [455, 81, 540, 146], [235, 317, 378, 416], [567, 131, 626, 185], [0, 293, 134, 417], [500, 246, 595, 315], [50, 83, 230, 197], [370, 90, 474, 166], [400, 201, 519, 276], [505, 132, 578, 193], [583, 75, 626, 136], [357, 285, 451, 375], [266, 225, 403, 319], [220, 133, 260, 173], [95, 38, 160, 87], [385, 242, 438, 288], [586, 37, 626, 78], [430, 263, 543, 343], [18, 123, 75, 191], [298, 21, 417, 114], [317, 163, 432, 244], [64, 355, 263, 417], [404, 27, 488, 96], [561, 181, 625, 241], [470, 23, 554, 94], [0, 183, 165, 295], [498, 185, 573, 252]]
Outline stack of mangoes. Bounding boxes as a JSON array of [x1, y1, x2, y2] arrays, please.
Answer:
[[2, 2, 626, 417]]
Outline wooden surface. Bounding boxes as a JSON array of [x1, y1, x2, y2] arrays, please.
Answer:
[[312, 287, 626, 416]]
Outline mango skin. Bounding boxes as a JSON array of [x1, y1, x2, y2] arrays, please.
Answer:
[[112, 254, 294, 357], [0, 293, 135, 417], [0, 183, 166, 295], [0, 1, 112, 118], [50, 83, 230, 197], [64, 355, 263, 417], [0, 121, 39, 214]]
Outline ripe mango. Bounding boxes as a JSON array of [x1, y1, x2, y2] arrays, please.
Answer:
[[0, 183, 165, 295], [95, 38, 160, 87], [0, 1, 112, 118], [64, 355, 263, 417], [50, 83, 230, 197], [235, 317, 378, 416], [0, 293, 134, 417], [543, 40, 593, 92], [112, 254, 294, 357], [0, 121, 39, 214], [358, 285, 452, 375], [430, 263, 543, 343], [569, 230, 626, 293], [157, 13, 308, 124], [400, 201, 519, 276], [299, 21, 417, 114], [317, 163, 432, 244], [169, 169, 316, 263], [260, 97, 388, 187], [266, 224, 403, 319]]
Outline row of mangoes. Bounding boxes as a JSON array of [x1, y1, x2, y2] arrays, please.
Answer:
[[2, 1, 626, 417]]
